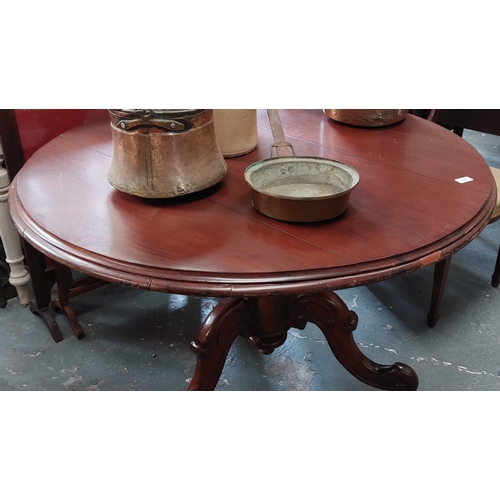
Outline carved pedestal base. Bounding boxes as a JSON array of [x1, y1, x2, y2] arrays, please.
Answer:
[[189, 291, 419, 391]]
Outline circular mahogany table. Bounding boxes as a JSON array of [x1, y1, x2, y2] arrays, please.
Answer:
[[9, 110, 496, 390]]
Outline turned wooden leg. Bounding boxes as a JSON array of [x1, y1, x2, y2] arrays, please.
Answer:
[[247, 297, 289, 354], [288, 291, 418, 391], [0, 167, 31, 305], [427, 256, 452, 327]]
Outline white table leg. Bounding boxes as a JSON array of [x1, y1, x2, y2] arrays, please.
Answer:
[[0, 166, 31, 305]]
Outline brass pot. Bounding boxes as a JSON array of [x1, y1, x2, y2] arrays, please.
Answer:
[[107, 109, 227, 198]]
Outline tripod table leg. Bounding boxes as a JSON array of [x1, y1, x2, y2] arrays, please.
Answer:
[[188, 291, 419, 391], [288, 291, 419, 391], [189, 298, 257, 391]]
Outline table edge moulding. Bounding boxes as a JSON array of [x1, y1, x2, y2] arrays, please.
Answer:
[[8, 109, 496, 391]]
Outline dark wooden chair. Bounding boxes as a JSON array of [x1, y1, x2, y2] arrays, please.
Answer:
[[0, 109, 109, 342], [409, 110, 500, 326], [434, 110, 500, 138]]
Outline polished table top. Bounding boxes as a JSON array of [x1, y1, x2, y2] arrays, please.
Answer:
[[9, 109, 496, 298], [9, 109, 497, 390]]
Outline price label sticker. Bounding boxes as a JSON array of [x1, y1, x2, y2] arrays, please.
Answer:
[[455, 176, 474, 184]]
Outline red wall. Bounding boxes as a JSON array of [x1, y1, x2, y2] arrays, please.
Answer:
[[14, 109, 109, 160]]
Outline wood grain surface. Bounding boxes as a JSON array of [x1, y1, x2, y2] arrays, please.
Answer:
[[9, 109, 496, 297]]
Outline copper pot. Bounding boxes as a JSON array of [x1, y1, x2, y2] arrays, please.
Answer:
[[107, 109, 227, 198], [323, 109, 408, 127]]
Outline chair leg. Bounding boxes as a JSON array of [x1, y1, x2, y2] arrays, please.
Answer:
[[491, 243, 500, 288], [427, 255, 452, 327], [51, 264, 85, 340], [22, 241, 63, 342]]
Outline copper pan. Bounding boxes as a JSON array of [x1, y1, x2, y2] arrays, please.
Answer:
[[244, 110, 359, 222]]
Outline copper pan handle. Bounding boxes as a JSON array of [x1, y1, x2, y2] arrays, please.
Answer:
[[267, 109, 295, 157]]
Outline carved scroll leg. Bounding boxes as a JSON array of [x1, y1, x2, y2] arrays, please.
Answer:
[[188, 298, 257, 391], [288, 291, 419, 391]]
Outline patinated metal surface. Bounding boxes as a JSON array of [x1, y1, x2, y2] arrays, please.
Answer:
[[323, 109, 408, 127], [245, 157, 359, 222], [107, 109, 227, 198], [245, 109, 359, 222]]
